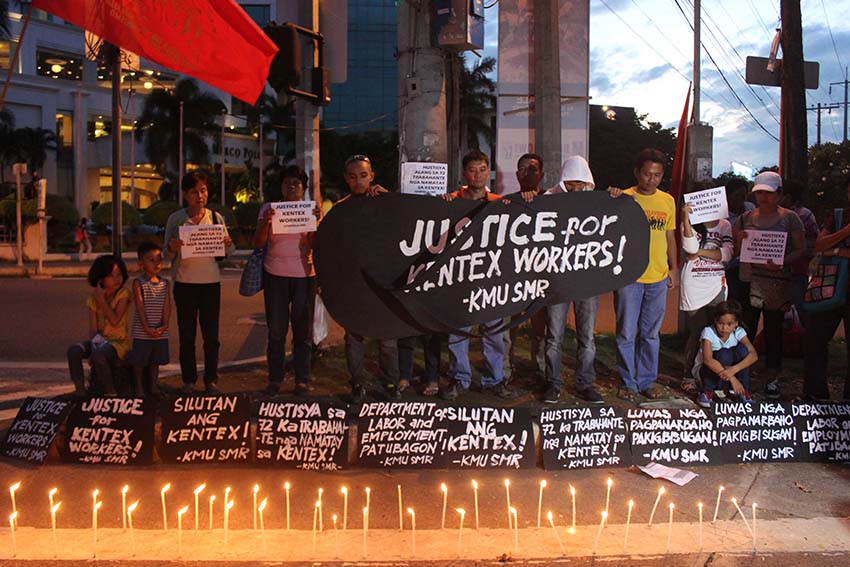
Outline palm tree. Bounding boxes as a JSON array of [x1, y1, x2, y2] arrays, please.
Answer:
[[0, 106, 15, 184], [12, 126, 57, 178], [446, 54, 496, 184], [135, 78, 226, 181]]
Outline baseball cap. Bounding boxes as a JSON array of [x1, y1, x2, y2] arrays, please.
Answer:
[[752, 171, 782, 193]]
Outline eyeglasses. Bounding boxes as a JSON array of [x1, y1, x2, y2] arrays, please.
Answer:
[[345, 154, 371, 166]]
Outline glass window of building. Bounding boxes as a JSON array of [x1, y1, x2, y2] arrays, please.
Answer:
[[241, 4, 271, 26], [0, 40, 18, 71], [88, 115, 111, 140], [36, 48, 82, 81]]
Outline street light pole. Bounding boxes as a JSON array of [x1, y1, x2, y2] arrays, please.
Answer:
[[110, 43, 123, 257], [178, 100, 184, 205]]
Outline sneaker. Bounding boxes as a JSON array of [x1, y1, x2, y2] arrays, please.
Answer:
[[205, 382, 221, 394], [641, 383, 664, 399], [738, 390, 754, 404], [617, 388, 641, 403], [765, 379, 781, 400], [441, 381, 462, 401], [576, 386, 604, 404], [543, 386, 561, 404], [351, 386, 368, 404], [264, 383, 281, 396], [696, 391, 713, 408], [181, 382, 195, 394], [484, 382, 518, 399]]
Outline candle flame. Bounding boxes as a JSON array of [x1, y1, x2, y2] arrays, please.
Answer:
[[121, 485, 129, 494], [127, 501, 139, 514], [569, 484, 575, 495], [10, 482, 21, 492], [315, 501, 321, 508], [456, 508, 465, 515], [333, 514, 338, 522], [259, 498, 267, 512], [540, 479, 547, 488], [161, 483, 171, 494], [509, 506, 517, 514], [194, 484, 206, 495], [10, 511, 17, 522], [628, 499, 634, 508], [719, 486, 725, 491], [601, 511, 608, 520], [658, 486, 665, 495], [178, 505, 189, 517], [340, 485, 346, 494], [698, 502, 704, 509], [607, 477, 613, 487], [440, 483, 447, 493], [49, 487, 58, 497], [365, 487, 371, 494], [731, 497, 738, 504], [504, 479, 510, 488], [319, 488, 324, 496], [669, 503, 675, 510], [92, 489, 99, 499], [285, 482, 291, 490], [226, 500, 234, 511], [94, 501, 102, 511], [253, 484, 259, 494], [547, 510, 553, 521], [407, 507, 415, 515], [209, 495, 216, 503], [52, 502, 62, 513], [471, 480, 478, 489]]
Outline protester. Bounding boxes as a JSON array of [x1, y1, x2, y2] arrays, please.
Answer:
[[781, 179, 819, 323], [66, 254, 131, 397], [398, 334, 442, 395], [693, 300, 758, 407], [724, 177, 755, 308], [679, 195, 734, 396], [733, 171, 804, 399], [542, 156, 603, 403], [803, 176, 850, 401], [441, 150, 516, 400], [607, 149, 676, 400], [254, 165, 320, 396], [338, 155, 401, 402], [75, 217, 92, 257], [164, 170, 235, 394], [129, 242, 170, 398]]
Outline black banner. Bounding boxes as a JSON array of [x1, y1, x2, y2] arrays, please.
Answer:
[[62, 397, 155, 465], [357, 402, 534, 468], [1, 398, 73, 464], [160, 395, 252, 464], [714, 402, 798, 463], [792, 402, 850, 462], [627, 407, 719, 467], [540, 406, 630, 469], [255, 400, 349, 470]]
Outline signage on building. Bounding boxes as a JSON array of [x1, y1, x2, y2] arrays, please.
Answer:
[[211, 134, 271, 169]]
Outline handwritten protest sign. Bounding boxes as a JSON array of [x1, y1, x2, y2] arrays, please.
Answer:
[[714, 402, 798, 463], [62, 398, 155, 465], [792, 402, 850, 463], [270, 201, 317, 234], [400, 162, 449, 196], [1, 397, 73, 464], [160, 395, 252, 464], [256, 400, 348, 470], [179, 224, 226, 259], [740, 229, 787, 265], [540, 406, 631, 469], [627, 407, 720, 467], [683, 186, 728, 224]]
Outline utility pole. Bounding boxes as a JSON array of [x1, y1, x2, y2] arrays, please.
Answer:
[[295, 0, 322, 206], [533, 0, 562, 181], [692, 0, 700, 122], [828, 68, 849, 142], [687, 0, 713, 187], [109, 43, 122, 256], [779, 0, 807, 185], [807, 102, 840, 145]]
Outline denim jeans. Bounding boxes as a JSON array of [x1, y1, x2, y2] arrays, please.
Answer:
[[545, 296, 598, 390], [264, 272, 315, 384], [344, 332, 399, 388], [398, 334, 442, 383], [67, 340, 119, 395], [174, 282, 220, 385], [700, 343, 750, 392], [614, 279, 669, 391], [448, 320, 505, 388], [504, 311, 546, 378], [742, 304, 784, 371], [683, 289, 726, 383], [804, 305, 850, 399]]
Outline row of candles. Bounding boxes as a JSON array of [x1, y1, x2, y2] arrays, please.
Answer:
[[5, 479, 757, 558]]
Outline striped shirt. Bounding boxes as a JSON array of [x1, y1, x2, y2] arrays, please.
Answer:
[[131, 274, 169, 339]]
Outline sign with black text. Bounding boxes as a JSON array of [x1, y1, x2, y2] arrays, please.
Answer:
[[1, 398, 73, 464], [627, 408, 719, 467], [270, 201, 318, 234], [683, 186, 728, 224], [400, 162, 449, 196], [740, 229, 787, 265], [62, 398, 155, 465], [179, 225, 226, 259], [160, 395, 252, 464], [256, 400, 348, 470], [540, 406, 630, 469], [792, 402, 850, 462], [714, 402, 798, 463]]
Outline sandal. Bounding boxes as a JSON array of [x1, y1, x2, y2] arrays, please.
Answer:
[[398, 379, 410, 393], [423, 381, 439, 396]]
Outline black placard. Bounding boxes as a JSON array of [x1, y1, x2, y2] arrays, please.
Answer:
[[62, 397, 155, 465], [1, 397, 73, 464], [160, 394, 252, 464], [540, 406, 631, 469], [791, 402, 850, 462], [255, 400, 349, 470], [357, 402, 534, 469], [627, 407, 719, 467], [713, 402, 798, 463]]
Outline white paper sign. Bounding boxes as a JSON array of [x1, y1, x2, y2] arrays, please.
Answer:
[[638, 462, 698, 487], [178, 225, 226, 259], [400, 162, 448, 196], [740, 229, 787, 265], [270, 201, 317, 234], [683, 186, 728, 224]]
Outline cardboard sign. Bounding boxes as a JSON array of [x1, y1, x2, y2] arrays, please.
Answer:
[[792, 402, 850, 462], [62, 398, 155, 465], [400, 162, 449, 196], [270, 201, 318, 234], [714, 402, 798, 463], [627, 408, 719, 467], [255, 400, 348, 470], [160, 395, 252, 464], [540, 406, 630, 469], [0, 398, 73, 464], [179, 224, 226, 259], [740, 229, 787, 265], [357, 402, 534, 469], [315, 191, 650, 338], [683, 186, 728, 224]]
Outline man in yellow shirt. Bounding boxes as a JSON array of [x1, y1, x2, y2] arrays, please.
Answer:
[[608, 149, 677, 399]]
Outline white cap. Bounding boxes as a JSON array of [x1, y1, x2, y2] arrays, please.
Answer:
[[559, 156, 595, 190], [752, 171, 781, 193]]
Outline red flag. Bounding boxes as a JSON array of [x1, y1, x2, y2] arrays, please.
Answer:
[[668, 84, 692, 207], [31, 0, 278, 104]]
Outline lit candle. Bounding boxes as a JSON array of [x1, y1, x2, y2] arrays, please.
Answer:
[[648, 486, 665, 527], [397, 485, 403, 530], [127, 500, 139, 556], [456, 508, 466, 557], [752, 503, 757, 548], [510, 506, 519, 554], [208, 495, 216, 531], [51, 502, 61, 557], [160, 483, 171, 531], [312, 501, 319, 555], [92, 498, 102, 559], [666, 503, 674, 552], [285, 482, 291, 531], [340, 486, 347, 531], [318, 488, 324, 532], [408, 507, 416, 557], [259, 498, 268, 554], [9, 512, 17, 558], [121, 485, 128, 531], [365, 487, 371, 514], [698, 502, 704, 548], [604, 477, 613, 517], [362, 506, 369, 558], [332, 514, 339, 558], [253, 484, 259, 532], [9, 482, 20, 527], [193, 484, 206, 531], [224, 500, 234, 550], [568, 484, 576, 534], [440, 483, 448, 529], [49, 487, 58, 515], [624, 499, 634, 551], [225, 486, 232, 507], [547, 510, 566, 555], [504, 479, 513, 530], [731, 498, 754, 539], [472, 480, 480, 530], [592, 511, 607, 555], [712, 486, 725, 524], [537, 479, 547, 528], [177, 505, 188, 555]]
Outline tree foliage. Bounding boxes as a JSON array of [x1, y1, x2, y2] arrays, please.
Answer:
[[808, 140, 850, 218], [319, 129, 399, 196]]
